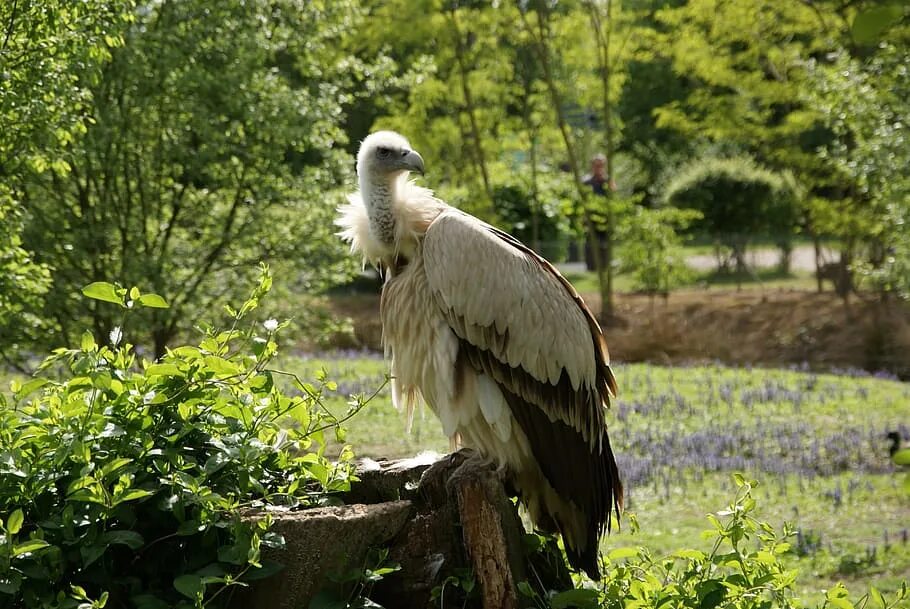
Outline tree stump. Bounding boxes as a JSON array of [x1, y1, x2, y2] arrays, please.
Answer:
[[240, 451, 567, 609]]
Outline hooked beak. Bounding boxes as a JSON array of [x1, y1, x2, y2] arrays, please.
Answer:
[[399, 149, 425, 175]]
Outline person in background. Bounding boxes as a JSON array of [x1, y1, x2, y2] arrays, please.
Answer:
[[582, 153, 617, 195], [581, 153, 616, 270]]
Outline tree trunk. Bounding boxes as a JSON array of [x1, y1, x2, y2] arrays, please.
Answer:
[[589, 0, 616, 319], [517, 5, 608, 317], [153, 328, 170, 360], [447, 7, 494, 211], [814, 233, 823, 293]]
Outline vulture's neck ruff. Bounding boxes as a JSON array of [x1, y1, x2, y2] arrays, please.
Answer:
[[359, 172, 404, 247]]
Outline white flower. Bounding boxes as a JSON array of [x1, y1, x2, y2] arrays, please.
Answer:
[[263, 318, 279, 332], [109, 326, 123, 346]]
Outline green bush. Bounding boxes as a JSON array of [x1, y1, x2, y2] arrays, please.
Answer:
[[0, 265, 362, 608], [663, 156, 800, 271], [617, 206, 701, 297], [492, 176, 574, 262]]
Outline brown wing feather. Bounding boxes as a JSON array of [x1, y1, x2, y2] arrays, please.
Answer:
[[458, 336, 622, 578]]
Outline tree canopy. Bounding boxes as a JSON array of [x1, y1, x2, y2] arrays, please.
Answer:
[[2, 0, 908, 358]]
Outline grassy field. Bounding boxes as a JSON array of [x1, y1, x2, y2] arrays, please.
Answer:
[[280, 352, 910, 604]]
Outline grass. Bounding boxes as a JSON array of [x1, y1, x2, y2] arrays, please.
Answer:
[[281, 352, 910, 604]]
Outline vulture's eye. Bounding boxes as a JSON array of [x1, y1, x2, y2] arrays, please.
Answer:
[[377, 147, 391, 159]]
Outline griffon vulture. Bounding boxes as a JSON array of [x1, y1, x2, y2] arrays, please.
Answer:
[[336, 131, 622, 579]]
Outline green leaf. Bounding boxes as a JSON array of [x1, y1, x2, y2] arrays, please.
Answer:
[[7, 509, 24, 535], [138, 293, 170, 309], [0, 570, 22, 594], [145, 363, 182, 376], [607, 546, 639, 560], [131, 594, 170, 609], [12, 539, 50, 557], [244, 560, 285, 581], [100, 458, 133, 480], [203, 356, 242, 376], [869, 587, 886, 609], [852, 4, 904, 45], [308, 590, 346, 609], [81, 331, 96, 352], [699, 588, 726, 609], [82, 282, 123, 305], [826, 598, 853, 609], [15, 378, 48, 399], [112, 488, 153, 506], [177, 520, 203, 536], [517, 581, 535, 598], [81, 544, 106, 568], [173, 574, 204, 599], [102, 530, 144, 550], [551, 588, 600, 609], [129, 286, 141, 300], [673, 549, 707, 560], [893, 448, 910, 466]]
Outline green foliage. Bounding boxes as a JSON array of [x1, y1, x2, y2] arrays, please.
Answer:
[[0, 202, 51, 363], [0, 0, 133, 175], [0, 266, 361, 608], [851, 4, 906, 46], [0, 1, 131, 366], [804, 43, 910, 298], [430, 567, 477, 608], [617, 204, 700, 296], [492, 176, 574, 262], [309, 548, 401, 609], [520, 476, 909, 609], [664, 156, 799, 269], [18, 0, 361, 358]]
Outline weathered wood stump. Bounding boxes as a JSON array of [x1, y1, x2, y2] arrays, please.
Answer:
[[239, 451, 568, 609], [237, 501, 412, 609]]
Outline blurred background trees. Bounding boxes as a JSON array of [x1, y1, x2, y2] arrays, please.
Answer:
[[1, 0, 907, 360]]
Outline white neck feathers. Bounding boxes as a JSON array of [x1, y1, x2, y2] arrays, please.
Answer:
[[336, 177, 448, 268]]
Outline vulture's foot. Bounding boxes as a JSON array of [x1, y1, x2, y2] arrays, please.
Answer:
[[418, 448, 476, 504], [418, 448, 499, 504], [446, 447, 477, 469]]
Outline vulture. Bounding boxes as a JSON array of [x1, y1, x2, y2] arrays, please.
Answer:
[[336, 131, 622, 579]]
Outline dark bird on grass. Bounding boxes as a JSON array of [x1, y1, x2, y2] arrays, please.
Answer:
[[888, 431, 902, 459], [336, 131, 623, 579], [888, 431, 910, 468]]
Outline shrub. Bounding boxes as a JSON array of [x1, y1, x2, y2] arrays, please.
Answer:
[[0, 265, 362, 608], [618, 206, 701, 298], [663, 156, 800, 272], [492, 176, 574, 263]]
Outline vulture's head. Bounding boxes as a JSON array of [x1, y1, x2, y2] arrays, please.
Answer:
[[357, 131, 425, 180]]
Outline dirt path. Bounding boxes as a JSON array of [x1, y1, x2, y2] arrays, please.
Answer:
[[684, 244, 837, 272], [557, 244, 837, 274]]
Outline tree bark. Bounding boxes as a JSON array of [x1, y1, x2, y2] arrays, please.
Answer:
[[447, 7, 494, 211], [517, 5, 609, 317]]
